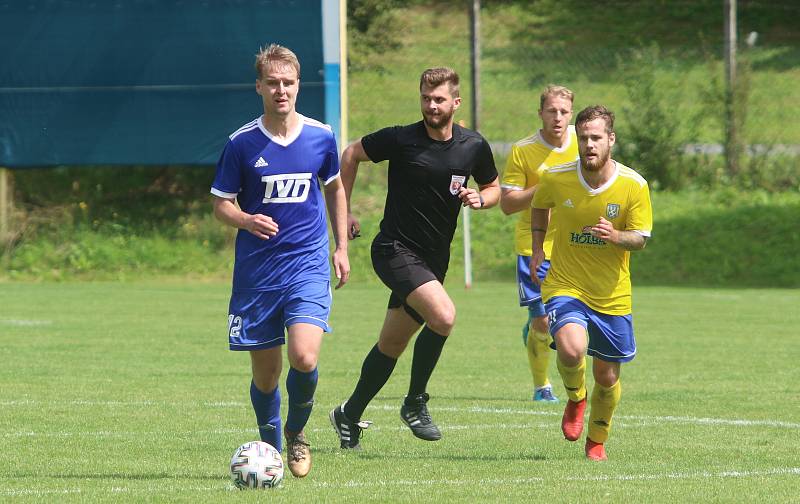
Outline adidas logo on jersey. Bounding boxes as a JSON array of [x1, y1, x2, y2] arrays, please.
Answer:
[[563, 199, 574, 208], [254, 157, 269, 168]]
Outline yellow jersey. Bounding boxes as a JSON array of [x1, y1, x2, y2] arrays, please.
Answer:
[[532, 159, 653, 315], [502, 126, 578, 257]]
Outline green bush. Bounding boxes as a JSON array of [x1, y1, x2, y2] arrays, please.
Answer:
[[615, 44, 699, 190], [349, 183, 800, 288], [3, 166, 799, 288], [632, 189, 800, 287]]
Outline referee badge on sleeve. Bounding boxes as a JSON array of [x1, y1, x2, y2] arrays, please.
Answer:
[[449, 175, 466, 195], [606, 203, 620, 219]]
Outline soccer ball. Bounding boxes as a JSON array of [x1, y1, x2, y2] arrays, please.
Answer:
[[230, 441, 284, 489]]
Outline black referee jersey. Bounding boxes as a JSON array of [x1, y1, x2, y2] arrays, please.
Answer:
[[361, 120, 498, 257]]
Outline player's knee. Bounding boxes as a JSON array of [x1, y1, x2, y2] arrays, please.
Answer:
[[595, 375, 618, 388], [593, 363, 620, 387], [252, 367, 281, 393], [427, 305, 456, 335], [377, 337, 410, 358], [557, 346, 584, 366], [288, 353, 318, 373]]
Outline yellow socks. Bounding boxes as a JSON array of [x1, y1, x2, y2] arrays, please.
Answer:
[[557, 357, 587, 402], [588, 380, 621, 444], [526, 329, 552, 388]]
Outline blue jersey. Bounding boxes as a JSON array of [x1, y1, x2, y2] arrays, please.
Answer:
[[211, 114, 340, 291]]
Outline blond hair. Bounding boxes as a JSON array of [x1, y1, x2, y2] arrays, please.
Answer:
[[255, 44, 300, 79], [419, 67, 460, 98], [539, 85, 574, 110]]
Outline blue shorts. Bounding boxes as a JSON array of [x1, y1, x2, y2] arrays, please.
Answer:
[[517, 256, 550, 318], [545, 296, 636, 363], [226, 281, 332, 351]]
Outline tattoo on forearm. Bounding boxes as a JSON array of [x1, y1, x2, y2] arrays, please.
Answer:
[[616, 231, 647, 250]]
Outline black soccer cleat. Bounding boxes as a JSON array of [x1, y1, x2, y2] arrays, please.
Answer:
[[400, 393, 442, 441], [329, 402, 371, 450]]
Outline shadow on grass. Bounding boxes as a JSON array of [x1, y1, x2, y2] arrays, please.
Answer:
[[312, 445, 549, 462], [352, 451, 549, 462], [441, 396, 562, 406], [368, 396, 551, 406]]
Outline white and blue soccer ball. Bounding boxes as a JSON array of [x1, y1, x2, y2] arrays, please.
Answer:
[[230, 441, 284, 489]]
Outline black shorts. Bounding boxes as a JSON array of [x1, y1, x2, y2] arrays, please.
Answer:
[[370, 233, 447, 324]]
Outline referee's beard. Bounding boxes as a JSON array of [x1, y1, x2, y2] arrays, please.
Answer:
[[423, 109, 455, 130]]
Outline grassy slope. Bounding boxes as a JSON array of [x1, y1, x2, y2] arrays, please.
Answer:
[[348, 3, 800, 145], [344, 2, 800, 288]]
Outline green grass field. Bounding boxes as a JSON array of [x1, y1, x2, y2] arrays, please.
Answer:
[[1, 281, 799, 502]]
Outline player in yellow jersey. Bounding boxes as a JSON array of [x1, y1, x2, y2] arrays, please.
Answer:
[[531, 105, 652, 461], [501, 85, 578, 403]]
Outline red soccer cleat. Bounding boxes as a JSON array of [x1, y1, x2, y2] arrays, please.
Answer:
[[561, 398, 586, 441], [585, 438, 607, 461]]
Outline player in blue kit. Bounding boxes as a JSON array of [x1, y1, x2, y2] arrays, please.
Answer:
[[211, 44, 350, 478]]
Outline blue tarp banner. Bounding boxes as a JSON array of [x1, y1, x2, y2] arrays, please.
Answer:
[[0, 0, 327, 167]]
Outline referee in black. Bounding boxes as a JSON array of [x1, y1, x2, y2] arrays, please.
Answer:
[[330, 67, 500, 449]]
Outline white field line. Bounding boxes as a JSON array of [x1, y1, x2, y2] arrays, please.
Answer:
[[1, 488, 84, 497], [4, 416, 798, 439], [2, 401, 798, 431], [0, 486, 225, 497], [1, 468, 798, 497], [2, 423, 557, 439], [315, 467, 800, 488], [565, 467, 800, 482], [372, 404, 800, 429], [0, 319, 52, 326], [0, 400, 156, 406]]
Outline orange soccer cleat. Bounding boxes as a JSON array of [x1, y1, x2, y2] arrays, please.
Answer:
[[561, 398, 587, 441], [585, 437, 607, 461]]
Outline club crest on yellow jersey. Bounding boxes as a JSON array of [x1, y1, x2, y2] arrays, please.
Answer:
[[606, 203, 620, 219]]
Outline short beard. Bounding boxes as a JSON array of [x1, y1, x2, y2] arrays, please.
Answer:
[[581, 150, 610, 171], [423, 109, 454, 130]]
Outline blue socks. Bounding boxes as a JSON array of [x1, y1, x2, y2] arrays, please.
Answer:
[[250, 367, 319, 448], [285, 367, 318, 434], [250, 381, 282, 451]]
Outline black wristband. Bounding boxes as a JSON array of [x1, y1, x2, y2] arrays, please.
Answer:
[[531, 227, 547, 233], [478, 194, 484, 208]]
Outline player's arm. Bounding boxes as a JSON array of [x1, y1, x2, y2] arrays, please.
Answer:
[[212, 196, 278, 240], [500, 185, 536, 215], [339, 139, 371, 239], [529, 207, 549, 285], [324, 177, 350, 289], [499, 143, 534, 214], [459, 136, 501, 209], [591, 217, 648, 251]]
